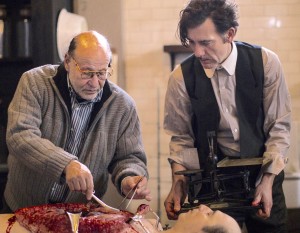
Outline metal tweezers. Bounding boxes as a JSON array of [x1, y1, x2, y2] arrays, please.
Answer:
[[118, 174, 146, 210]]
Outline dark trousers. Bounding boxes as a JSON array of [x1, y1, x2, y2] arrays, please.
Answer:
[[198, 167, 287, 233], [245, 171, 287, 233]]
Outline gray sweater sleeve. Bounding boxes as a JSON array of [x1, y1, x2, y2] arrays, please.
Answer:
[[6, 66, 77, 182], [107, 91, 148, 193]]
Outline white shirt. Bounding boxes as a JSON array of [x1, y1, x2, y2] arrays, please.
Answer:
[[164, 42, 291, 177]]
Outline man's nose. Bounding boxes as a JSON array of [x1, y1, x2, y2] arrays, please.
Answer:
[[198, 204, 212, 213], [193, 44, 205, 58], [88, 74, 100, 86]]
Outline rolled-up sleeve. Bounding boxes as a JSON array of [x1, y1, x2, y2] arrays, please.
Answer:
[[262, 47, 291, 175], [164, 65, 200, 170]]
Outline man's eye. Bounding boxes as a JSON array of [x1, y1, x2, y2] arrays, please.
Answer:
[[188, 40, 195, 46], [201, 41, 212, 46]]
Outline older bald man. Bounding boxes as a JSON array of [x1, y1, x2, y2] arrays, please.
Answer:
[[2, 31, 150, 213]]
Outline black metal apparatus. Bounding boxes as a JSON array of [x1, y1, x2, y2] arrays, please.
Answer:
[[175, 131, 262, 222]]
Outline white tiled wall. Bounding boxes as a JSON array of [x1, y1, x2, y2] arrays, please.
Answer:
[[76, 0, 300, 227], [123, 1, 188, 226], [123, 0, 300, 226]]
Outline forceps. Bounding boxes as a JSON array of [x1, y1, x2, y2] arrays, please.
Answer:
[[118, 174, 146, 210]]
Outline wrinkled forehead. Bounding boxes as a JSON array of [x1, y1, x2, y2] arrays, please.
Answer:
[[74, 48, 110, 65]]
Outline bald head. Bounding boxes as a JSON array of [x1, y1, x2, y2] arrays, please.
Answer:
[[63, 31, 112, 100], [67, 31, 112, 65]]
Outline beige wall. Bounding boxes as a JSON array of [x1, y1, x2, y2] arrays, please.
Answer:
[[74, 0, 126, 87], [76, 0, 300, 227]]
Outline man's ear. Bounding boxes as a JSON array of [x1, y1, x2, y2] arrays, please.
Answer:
[[64, 54, 71, 71], [226, 27, 236, 42]]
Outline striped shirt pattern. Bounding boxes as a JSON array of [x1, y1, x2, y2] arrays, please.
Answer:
[[49, 78, 102, 203]]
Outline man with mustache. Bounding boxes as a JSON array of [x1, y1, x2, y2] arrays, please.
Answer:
[[2, 31, 151, 212], [163, 0, 291, 232]]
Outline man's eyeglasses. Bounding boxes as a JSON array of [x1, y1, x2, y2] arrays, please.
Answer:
[[71, 56, 113, 80]]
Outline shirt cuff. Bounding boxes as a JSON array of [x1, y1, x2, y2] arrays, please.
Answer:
[[261, 151, 287, 175], [255, 151, 287, 186]]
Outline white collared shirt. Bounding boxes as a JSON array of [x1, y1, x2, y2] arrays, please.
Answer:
[[164, 42, 291, 178]]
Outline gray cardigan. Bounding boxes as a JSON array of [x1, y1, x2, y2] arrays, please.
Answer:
[[5, 64, 148, 211]]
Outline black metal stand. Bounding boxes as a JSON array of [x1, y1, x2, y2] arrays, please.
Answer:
[[175, 131, 262, 224]]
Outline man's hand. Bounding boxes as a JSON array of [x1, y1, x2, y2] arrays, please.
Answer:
[[164, 162, 187, 220], [164, 179, 187, 220], [121, 175, 151, 201], [64, 160, 94, 200], [252, 173, 275, 218]]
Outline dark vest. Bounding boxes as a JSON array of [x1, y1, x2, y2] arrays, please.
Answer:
[[181, 41, 266, 169]]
